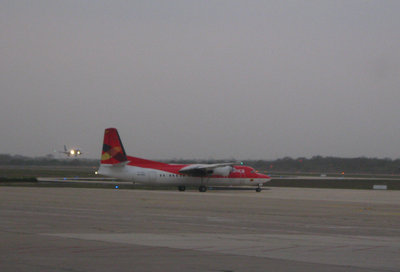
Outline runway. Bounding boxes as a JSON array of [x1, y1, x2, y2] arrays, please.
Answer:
[[1, 187, 399, 271]]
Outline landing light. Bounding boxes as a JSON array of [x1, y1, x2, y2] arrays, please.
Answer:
[[70, 150, 75, 155]]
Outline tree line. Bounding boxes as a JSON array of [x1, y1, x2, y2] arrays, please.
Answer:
[[1, 154, 400, 174], [244, 156, 400, 174], [0, 154, 97, 166], [169, 156, 400, 174]]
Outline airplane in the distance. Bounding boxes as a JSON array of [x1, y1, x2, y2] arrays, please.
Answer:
[[59, 145, 83, 157], [97, 128, 271, 192]]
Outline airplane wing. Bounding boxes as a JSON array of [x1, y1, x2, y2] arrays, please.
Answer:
[[178, 163, 237, 177]]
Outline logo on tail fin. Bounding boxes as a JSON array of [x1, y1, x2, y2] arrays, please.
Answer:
[[101, 128, 127, 164]]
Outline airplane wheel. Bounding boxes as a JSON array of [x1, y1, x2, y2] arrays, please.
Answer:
[[256, 187, 262, 192], [178, 186, 186, 192], [199, 185, 207, 192]]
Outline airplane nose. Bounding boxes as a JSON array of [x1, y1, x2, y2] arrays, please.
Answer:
[[259, 173, 271, 180]]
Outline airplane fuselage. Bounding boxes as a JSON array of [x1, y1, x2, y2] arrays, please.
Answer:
[[99, 164, 269, 187]]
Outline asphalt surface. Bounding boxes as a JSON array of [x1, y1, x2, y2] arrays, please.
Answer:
[[1, 187, 399, 272]]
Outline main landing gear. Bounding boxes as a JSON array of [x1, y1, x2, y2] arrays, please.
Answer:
[[256, 184, 262, 192], [198, 185, 207, 192], [178, 186, 186, 191]]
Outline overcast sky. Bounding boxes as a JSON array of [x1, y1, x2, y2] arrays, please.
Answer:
[[1, 1, 400, 160]]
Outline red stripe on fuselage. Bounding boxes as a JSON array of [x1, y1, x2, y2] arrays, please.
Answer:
[[126, 156, 270, 179], [127, 156, 188, 175]]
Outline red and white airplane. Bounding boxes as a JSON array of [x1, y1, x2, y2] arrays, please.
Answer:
[[97, 128, 271, 192]]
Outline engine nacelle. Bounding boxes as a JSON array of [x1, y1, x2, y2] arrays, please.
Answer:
[[212, 166, 233, 176]]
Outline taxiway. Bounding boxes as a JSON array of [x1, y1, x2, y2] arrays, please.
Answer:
[[1, 187, 399, 271]]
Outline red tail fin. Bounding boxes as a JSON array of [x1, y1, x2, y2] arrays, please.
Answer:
[[101, 128, 128, 164]]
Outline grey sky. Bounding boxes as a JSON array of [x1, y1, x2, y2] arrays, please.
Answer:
[[1, 1, 400, 160]]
